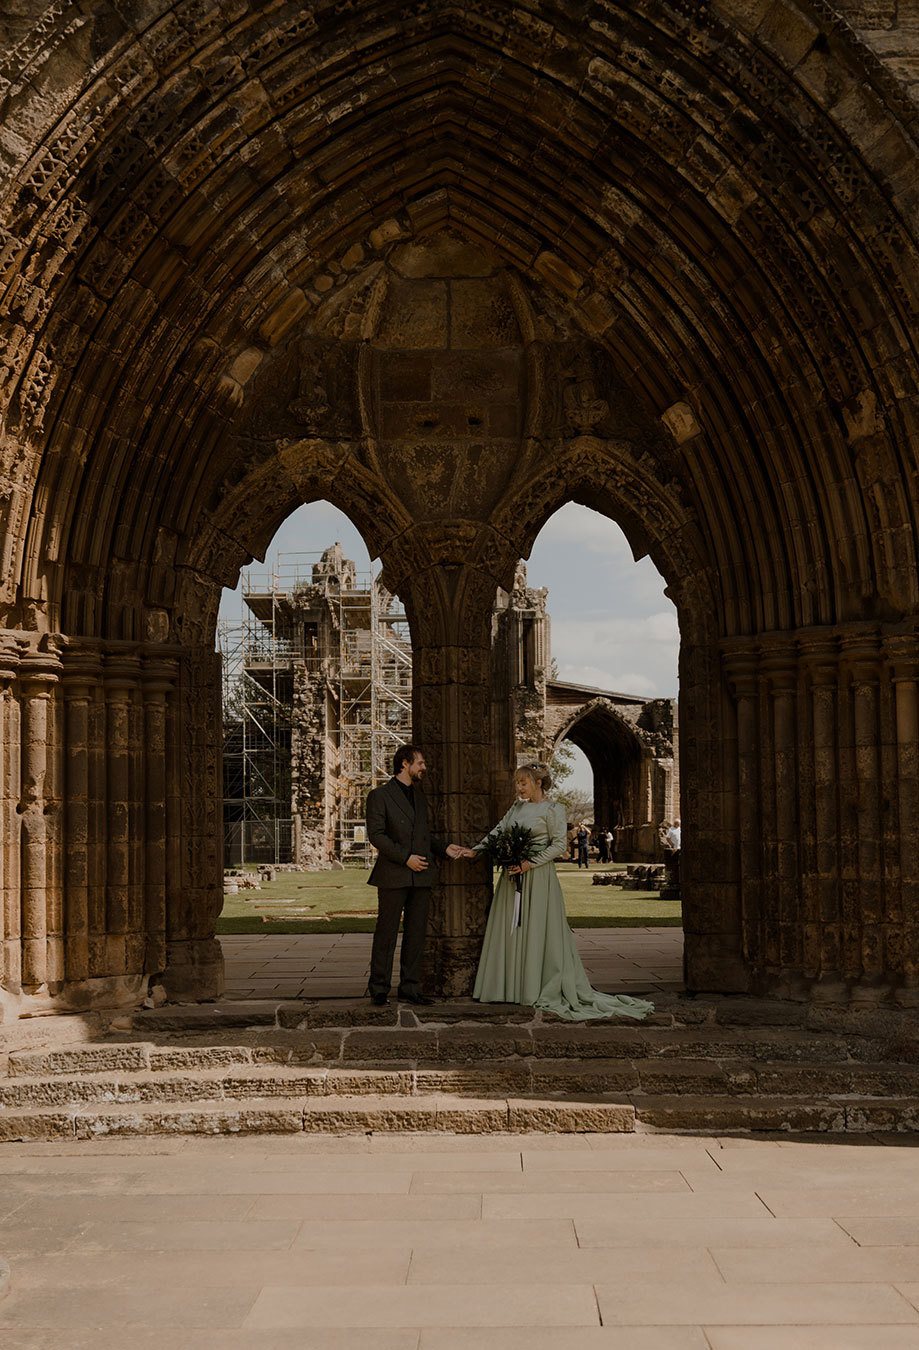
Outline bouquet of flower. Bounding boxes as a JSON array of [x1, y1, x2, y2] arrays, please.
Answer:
[[479, 824, 540, 931]]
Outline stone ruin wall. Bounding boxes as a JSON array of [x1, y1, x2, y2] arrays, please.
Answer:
[[543, 692, 679, 862], [265, 552, 680, 868], [289, 662, 326, 867]]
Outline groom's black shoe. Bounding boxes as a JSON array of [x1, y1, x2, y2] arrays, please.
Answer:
[[371, 993, 388, 1006], [398, 990, 435, 1006]]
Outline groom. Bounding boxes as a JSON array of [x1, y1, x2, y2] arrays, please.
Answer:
[[365, 744, 463, 1006]]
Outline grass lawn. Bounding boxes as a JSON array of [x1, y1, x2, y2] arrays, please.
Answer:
[[216, 861, 682, 934]]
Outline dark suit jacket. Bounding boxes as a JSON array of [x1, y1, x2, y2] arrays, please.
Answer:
[[365, 778, 447, 889]]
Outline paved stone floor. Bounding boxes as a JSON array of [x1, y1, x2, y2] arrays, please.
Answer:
[[220, 926, 684, 1000], [3, 1131, 919, 1346]]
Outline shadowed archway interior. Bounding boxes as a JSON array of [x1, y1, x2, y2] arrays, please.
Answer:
[[555, 699, 673, 864], [1, 1, 919, 1015]]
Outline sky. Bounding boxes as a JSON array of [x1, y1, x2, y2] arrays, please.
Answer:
[[219, 500, 679, 793]]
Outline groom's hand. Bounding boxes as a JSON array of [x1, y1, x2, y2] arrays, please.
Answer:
[[445, 843, 464, 859], [406, 854, 428, 872]]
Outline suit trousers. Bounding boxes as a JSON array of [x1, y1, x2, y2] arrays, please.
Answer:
[[368, 886, 430, 997]]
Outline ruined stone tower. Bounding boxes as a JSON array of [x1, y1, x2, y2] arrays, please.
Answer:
[[225, 550, 677, 868]]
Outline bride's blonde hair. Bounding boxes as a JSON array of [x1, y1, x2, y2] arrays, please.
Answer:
[[515, 761, 552, 792]]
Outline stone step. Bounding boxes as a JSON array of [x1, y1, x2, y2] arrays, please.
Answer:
[[120, 994, 919, 1040], [8, 1022, 878, 1079], [633, 1094, 919, 1133], [3, 1056, 919, 1110], [2, 1088, 916, 1141], [0, 1094, 637, 1142]]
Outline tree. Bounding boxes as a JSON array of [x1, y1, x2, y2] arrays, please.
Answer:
[[550, 737, 576, 788], [555, 785, 594, 825], [550, 738, 593, 824]]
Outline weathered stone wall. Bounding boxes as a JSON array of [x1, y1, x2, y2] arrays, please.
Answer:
[[0, 633, 222, 1019], [836, 1, 919, 100], [721, 628, 919, 1001], [289, 662, 326, 866]]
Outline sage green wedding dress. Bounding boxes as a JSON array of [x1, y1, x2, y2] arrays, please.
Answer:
[[472, 798, 654, 1021]]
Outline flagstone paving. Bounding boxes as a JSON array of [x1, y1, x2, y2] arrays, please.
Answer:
[[2, 1131, 919, 1346], [220, 927, 683, 1000]]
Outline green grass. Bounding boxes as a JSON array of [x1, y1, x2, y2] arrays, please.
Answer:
[[216, 861, 682, 934]]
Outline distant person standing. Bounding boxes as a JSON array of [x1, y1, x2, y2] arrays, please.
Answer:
[[598, 829, 610, 864], [576, 822, 590, 869], [604, 828, 614, 862], [660, 816, 682, 902]]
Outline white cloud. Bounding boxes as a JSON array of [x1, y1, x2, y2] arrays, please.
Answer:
[[645, 611, 680, 642], [537, 502, 637, 558], [549, 612, 679, 698], [555, 663, 659, 697]]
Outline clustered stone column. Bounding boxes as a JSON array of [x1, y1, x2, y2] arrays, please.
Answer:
[[162, 649, 224, 1004], [721, 625, 919, 1005], [60, 643, 103, 987], [18, 642, 62, 993], [0, 638, 21, 1018], [680, 634, 748, 993], [398, 562, 511, 997], [0, 635, 222, 1018]]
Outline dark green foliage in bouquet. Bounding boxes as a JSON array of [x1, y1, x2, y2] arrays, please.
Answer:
[[479, 823, 540, 871]]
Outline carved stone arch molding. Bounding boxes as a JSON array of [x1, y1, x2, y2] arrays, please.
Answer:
[[2, 0, 919, 1012]]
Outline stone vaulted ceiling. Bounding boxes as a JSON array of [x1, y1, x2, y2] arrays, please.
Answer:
[[0, 0, 918, 650]]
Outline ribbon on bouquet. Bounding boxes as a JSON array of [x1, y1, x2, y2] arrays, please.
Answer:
[[511, 882, 522, 932]]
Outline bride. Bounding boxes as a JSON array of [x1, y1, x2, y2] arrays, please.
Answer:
[[458, 762, 654, 1021]]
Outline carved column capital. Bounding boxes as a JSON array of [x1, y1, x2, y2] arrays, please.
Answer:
[[61, 643, 104, 698], [103, 648, 141, 695], [885, 634, 919, 684], [759, 643, 798, 696], [141, 655, 179, 702], [840, 631, 882, 686], [0, 636, 21, 687], [798, 634, 839, 687], [721, 643, 759, 700], [18, 645, 63, 693]]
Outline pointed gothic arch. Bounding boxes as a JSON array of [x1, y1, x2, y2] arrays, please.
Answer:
[[1, 3, 918, 1011]]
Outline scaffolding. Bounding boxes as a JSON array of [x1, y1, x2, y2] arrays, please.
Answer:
[[218, 582, 297, 867], [334, 577, 413, 862], [218, 549, 412, 867]]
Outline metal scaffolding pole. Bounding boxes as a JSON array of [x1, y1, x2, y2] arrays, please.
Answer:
[[220, 547, 413, 868], [218, 559, 295, 867]]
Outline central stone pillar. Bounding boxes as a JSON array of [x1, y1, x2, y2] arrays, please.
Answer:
[[397, 561, 509, 997]]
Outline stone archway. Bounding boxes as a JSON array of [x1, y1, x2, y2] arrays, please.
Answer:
[[1, 2, 919, 1016], [549, 695, 677, 863]]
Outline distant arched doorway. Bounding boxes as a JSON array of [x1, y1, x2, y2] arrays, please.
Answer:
[[550, 696, 677, 863]]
